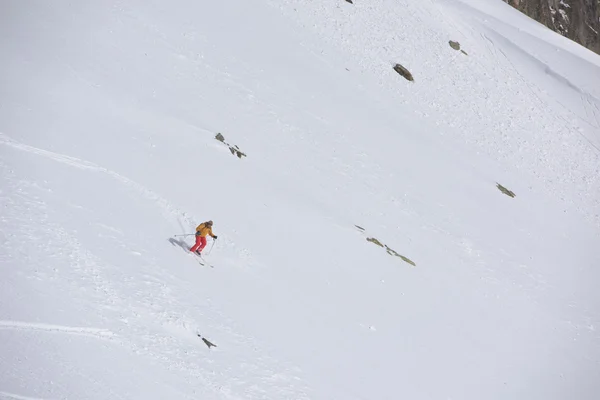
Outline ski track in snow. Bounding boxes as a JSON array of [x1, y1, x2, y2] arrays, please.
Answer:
[[0, 392, 49, 400], [0, 321, 114, 340], [0, 132, 195, 228], [0, 133, 311, 399], [0, 131, 258, 268]]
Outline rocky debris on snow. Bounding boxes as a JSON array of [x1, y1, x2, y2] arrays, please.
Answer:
[[229, 145, 246, 159], [393, 63, 414, 82], [359, 227, 416, 266], [449, 40, 461, 50], [496, 183, 516, 198], [384, 245, 416, 266], [197, 334, 217, 349], [367, 237, 384, 247], [366, 236, 416, 266], [215, 133, 247, 159], [345, 0, 353, 4], [449, 40, 468, 55]]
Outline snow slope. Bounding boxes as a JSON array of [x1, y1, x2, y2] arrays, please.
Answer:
[[1, 0, 599, 399]]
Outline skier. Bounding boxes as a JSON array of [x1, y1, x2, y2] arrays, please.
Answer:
[[190, 220, 218, 255]]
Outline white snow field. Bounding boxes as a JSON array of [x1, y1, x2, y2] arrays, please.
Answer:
[[1, 0, 599, 398]]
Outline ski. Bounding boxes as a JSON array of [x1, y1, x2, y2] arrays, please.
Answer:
[[189, 252, 214, 268], [198, 255, 214, 268], [187, 251, 210, 267]]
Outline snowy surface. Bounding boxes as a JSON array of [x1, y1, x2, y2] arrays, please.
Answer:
[[1, 0, 599, 399]]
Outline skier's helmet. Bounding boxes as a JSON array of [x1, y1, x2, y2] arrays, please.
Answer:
[[207, 220, 213, 226]]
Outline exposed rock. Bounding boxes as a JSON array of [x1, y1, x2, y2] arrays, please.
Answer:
[[496, 183, 516, 198], [215, 132, 247, 159], [393, 63, 414, 82], [366, 237, 384, 247], [229, 145, 247, 159], [345, 0, 353, 3], [503, 0, 599, 55], [385, 245, 417, 266], [449, 40, 461, 50], [365, 236, 417, 266], [197, 334, 217, 349], [461, 49, 469, 56]]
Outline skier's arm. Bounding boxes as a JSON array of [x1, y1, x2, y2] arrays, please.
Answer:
[[209, 227, 217, 239]]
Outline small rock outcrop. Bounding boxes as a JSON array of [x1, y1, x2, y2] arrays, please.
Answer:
[[393, 63, 414, 82], [358, 226, 416, 267], [197, 334, 217, 349], [496, 183, 516, 198], [449, 40, 468, 55], [215, 133, 247, 159], [367, 237, 384, 247], [449, 40, 461, 50]]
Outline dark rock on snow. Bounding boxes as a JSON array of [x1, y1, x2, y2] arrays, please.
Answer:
[[449, 40, 461, 50], [393, 63, 414, 82]]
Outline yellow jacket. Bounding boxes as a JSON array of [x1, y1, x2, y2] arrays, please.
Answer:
[[195, 223, 216, 238]]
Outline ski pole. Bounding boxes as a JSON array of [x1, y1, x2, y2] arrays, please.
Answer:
[[206, 238, 216, 255], [174, 233, 195, 237]]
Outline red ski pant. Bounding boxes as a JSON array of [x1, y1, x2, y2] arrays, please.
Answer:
[[190, 235, 207, 252]]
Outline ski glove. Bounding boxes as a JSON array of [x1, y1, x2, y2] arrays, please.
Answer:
[[213, 235, 218, 239]]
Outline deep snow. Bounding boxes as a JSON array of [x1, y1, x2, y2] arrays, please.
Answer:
[[1, 0, 599, 399]]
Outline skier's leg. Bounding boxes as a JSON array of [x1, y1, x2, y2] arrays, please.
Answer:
[[190, 235, 202, 252], [198, 236, 208, 252]]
